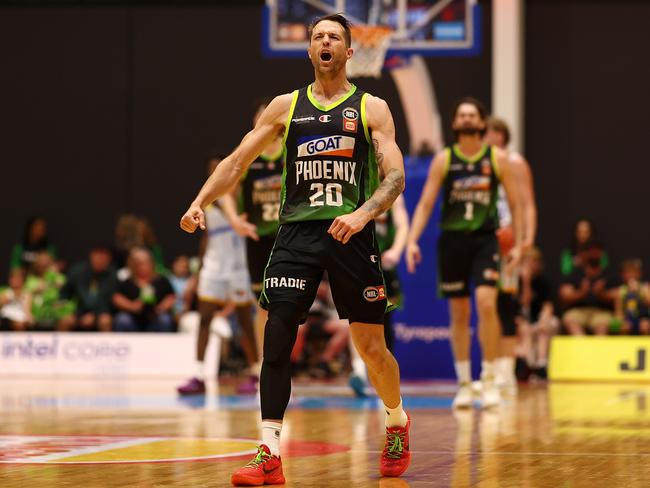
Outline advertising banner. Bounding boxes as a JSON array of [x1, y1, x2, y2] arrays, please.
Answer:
[[0, 332, 219, 378]]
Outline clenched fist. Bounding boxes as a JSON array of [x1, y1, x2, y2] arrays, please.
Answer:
[[327, 210, 370, 244], [180, 205, 206, 233]]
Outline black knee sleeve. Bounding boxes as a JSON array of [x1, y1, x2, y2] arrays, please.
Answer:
[[260, 302, 302, 420], [498, 292, 519, 337]]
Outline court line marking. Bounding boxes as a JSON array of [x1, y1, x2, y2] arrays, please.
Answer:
[[27, 437, 163, 462], [355, 449, 650, 457], [0, 436, 260, 464]]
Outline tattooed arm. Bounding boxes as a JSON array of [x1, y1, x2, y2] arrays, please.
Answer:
[[328, 96, 405, 244]]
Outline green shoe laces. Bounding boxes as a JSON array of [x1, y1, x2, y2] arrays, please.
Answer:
[[245, 446, 272, 467], [386, 431, 406, 459]]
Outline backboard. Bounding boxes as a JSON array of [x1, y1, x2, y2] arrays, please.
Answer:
[[263, 0, 481, 58]]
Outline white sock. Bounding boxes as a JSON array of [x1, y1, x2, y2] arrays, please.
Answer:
[[195, 360, 205, 379], [454, 360, 471, 385], [384, 398, 408, 428], [501, 357, 515, 380], [352, 358, 367, 378], [481, 360, 496, 380], [261, 421, 282, 456]]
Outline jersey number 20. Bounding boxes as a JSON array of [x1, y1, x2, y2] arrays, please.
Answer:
[[309, 183, 343, 207]]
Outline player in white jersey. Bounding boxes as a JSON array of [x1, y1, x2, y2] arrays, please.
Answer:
[[485, 117, 537, 392], [177, 156, 258, 396]]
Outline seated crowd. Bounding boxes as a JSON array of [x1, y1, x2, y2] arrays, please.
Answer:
[[2, 215, 648, 382]]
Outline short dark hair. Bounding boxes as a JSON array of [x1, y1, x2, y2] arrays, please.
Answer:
[[622, 259, 643, 272], [453, 96, 487, 121], [308, 13, 352, 48], [486, 116, 511, 145]]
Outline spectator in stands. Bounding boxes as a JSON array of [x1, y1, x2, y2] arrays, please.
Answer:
[[113, 214, 167, 277], [112, 247, 175, 332], [169, 255, 196, 319], [0, 268, 32, 331], [138, 218, 167, 275], [24, 251, 75, 330], [10, 216, 58, 271], [114, 214, 141, 270], [559, 240, 617, 335], [560, 219, 609, 276], [59, 245, 117, 332], [519, 248, 558, 379], [615, 259, 650, 335], [290, 279, 350, 378]]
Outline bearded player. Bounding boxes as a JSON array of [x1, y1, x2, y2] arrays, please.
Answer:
[[406, 98, 523, 409]]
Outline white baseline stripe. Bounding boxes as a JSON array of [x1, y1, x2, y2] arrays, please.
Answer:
[[22, 437, 162, 462]]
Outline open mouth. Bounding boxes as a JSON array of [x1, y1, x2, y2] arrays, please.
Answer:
[[320, 51, 332, 62]]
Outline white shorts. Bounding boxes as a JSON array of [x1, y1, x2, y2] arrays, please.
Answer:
[[197, 269, 253, 305]]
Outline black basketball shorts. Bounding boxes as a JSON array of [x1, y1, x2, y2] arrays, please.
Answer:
[[437, 230, 500, 298], [247, 234, 277, 299], [260, 220, 392, 324]]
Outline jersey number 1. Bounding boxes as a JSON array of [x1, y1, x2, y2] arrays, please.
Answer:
[[464, 202, 474, 220], [309, 183, 343, 207]]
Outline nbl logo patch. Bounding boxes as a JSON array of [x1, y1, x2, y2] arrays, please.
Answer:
[[363, 285, 386, 302], [342, 107, 358, 133]]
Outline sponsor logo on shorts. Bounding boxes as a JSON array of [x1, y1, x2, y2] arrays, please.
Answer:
[[292, 115, 315, 124], [296, 135, 355, 158], [319, 114, 331, 123], [483, 268, 500, 281], [342, 107, 358, 133], [264, 277, 306, 291], [370, 255, 378, 263], [363, 285, 386, 302], [440, 281, 464, 292]]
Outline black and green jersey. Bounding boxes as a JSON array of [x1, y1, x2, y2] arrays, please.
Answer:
[[375, 210, 396, 253], [440, 144, 501, 232], [280, 84, 378, 224], [240, 148, 283, 236]]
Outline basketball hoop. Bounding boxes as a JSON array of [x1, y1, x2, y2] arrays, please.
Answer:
[[347, 25, 393, 79]]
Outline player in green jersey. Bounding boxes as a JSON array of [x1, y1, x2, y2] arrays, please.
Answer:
[[181, 14, 411, 484], [406, 97, 523, 409], [219, 99, 284, 393]]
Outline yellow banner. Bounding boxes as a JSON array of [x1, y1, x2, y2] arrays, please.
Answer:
[[550, 336, 650, 381]]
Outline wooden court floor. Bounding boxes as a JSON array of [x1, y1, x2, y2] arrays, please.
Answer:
[[1, 378, 650, 487]]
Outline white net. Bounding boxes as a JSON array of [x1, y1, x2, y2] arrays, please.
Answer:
[[346, 25, 393, 79]]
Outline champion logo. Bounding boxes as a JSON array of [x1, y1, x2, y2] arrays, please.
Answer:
[[370, 255, 378, 263], [319, 114, 331, 123]]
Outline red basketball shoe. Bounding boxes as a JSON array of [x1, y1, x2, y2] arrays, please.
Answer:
[[231, 444, 285, 486], [380, 414, 411, 477]]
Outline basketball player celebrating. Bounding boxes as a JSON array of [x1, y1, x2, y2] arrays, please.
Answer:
[[180, 14, 410, 485], [485, 117, 537, 391], [177, 156, 259, 396], [405, 98, 523, 409]]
